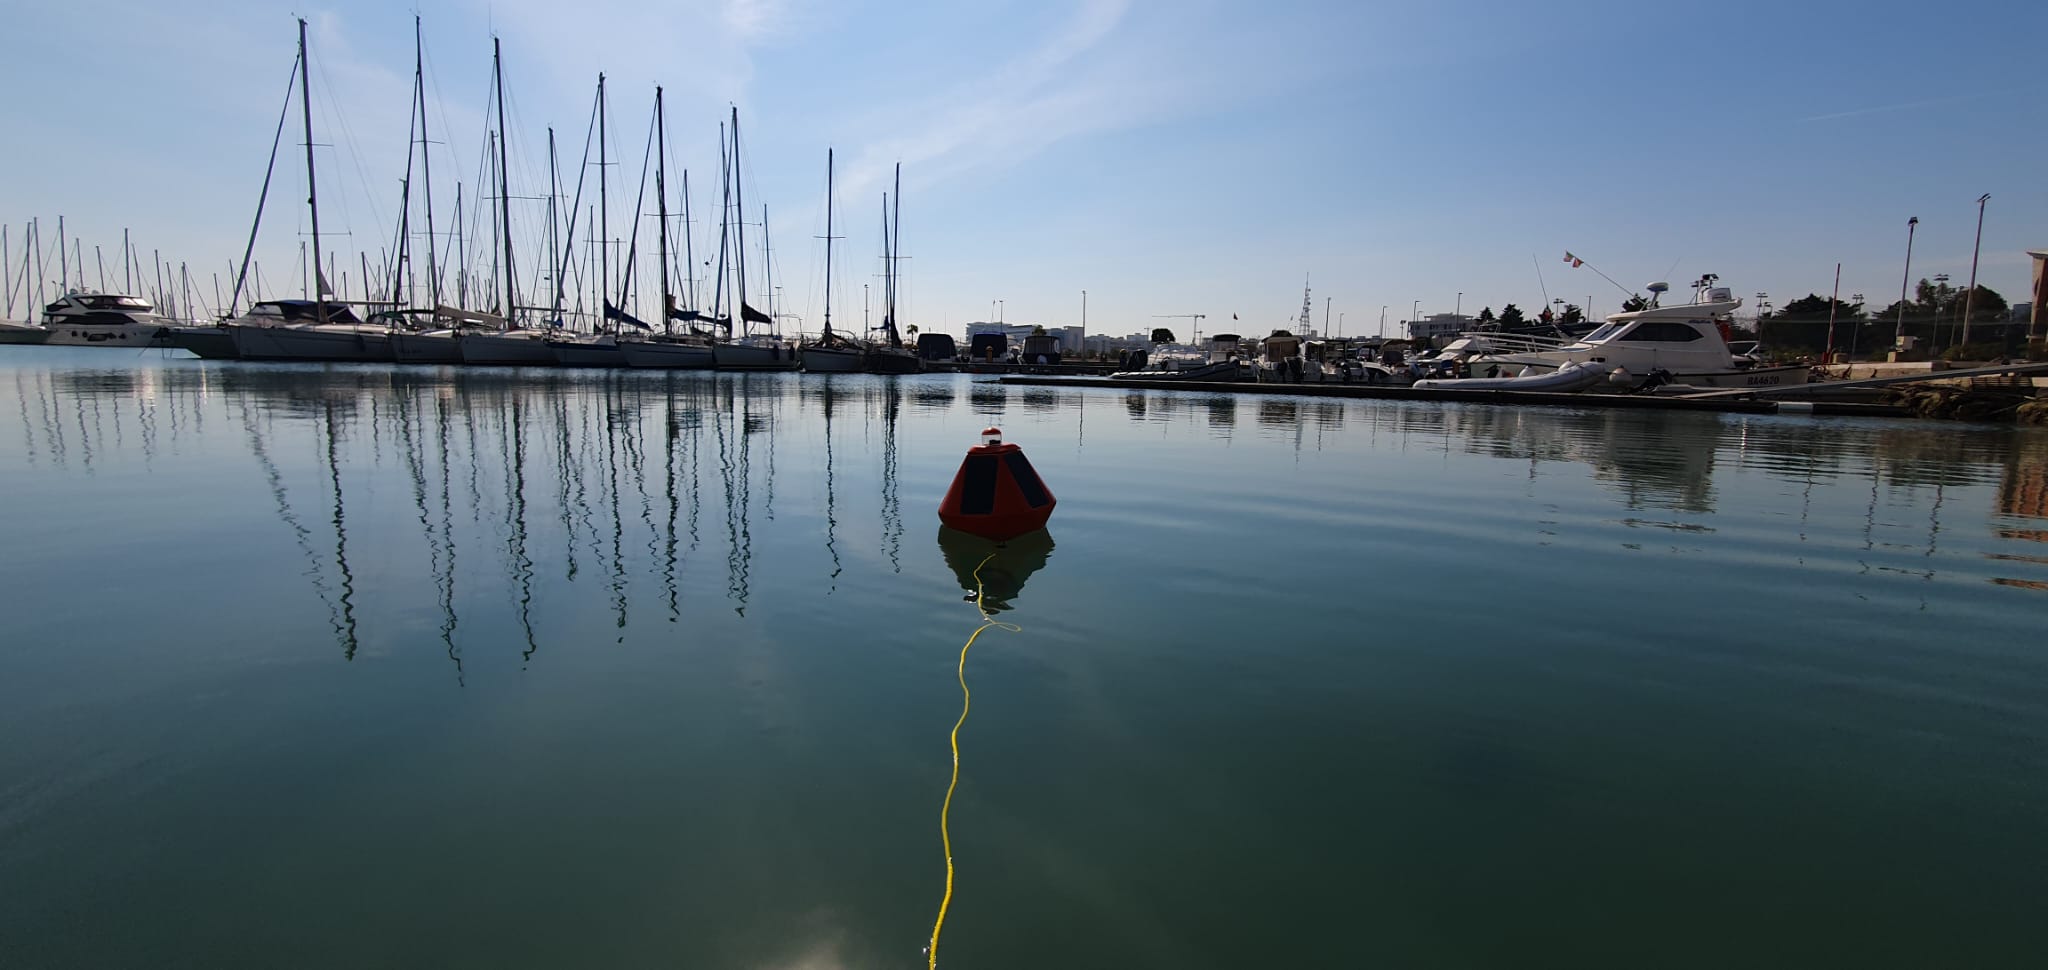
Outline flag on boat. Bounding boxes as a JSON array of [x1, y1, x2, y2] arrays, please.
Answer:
[[740, 301, 772, 325], [1563, 252, 1584, 268], [603, 300, 653, 330], [1232, 313, 1238, 320]]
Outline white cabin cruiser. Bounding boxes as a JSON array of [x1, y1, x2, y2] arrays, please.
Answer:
[[40, 291, 176, 347], [1461, 281, 1808, 389]]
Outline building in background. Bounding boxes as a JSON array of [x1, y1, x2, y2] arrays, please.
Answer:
[[1405, 313, 1474, 344]]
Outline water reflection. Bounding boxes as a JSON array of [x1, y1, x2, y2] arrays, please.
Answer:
[[937, 527, 1054, 613], [7, 361, 2046, 672]]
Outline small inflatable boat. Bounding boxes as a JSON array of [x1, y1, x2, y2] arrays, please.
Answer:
[[1412, 360, 1616, 392]]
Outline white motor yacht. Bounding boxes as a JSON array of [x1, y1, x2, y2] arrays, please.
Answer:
[[40, 291, 176, 347], [1462, 281, 1809, 389]]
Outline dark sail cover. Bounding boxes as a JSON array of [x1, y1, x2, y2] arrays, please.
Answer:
[[741, 302, 772, 325], [604, 301, 652, 330]]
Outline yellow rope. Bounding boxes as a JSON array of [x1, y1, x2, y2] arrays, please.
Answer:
[[926, 553, 1019, 970]]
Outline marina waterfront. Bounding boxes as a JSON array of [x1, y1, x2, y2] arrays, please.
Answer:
[[3, 348, 2046, 967]]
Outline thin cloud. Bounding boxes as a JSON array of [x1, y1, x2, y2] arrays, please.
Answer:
[[1799, 93, 1987, 123]]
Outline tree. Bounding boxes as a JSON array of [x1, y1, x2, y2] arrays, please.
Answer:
[[1151, 327, 1175, 344], [1777, 294, 1863, 320], [1558, 303, 1584, 326], [1475, 307, 1495, 326], [1961, 285, 2008, 321], [906, 324, 919, 337], [1914, 277, 1960, 315], [1621, 295, 1648, 312], [1497, 303, 1525, 326], [1031, 324, 1047, 336]]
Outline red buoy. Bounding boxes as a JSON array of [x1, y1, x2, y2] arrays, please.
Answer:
[[937, 427, 1056, 541]]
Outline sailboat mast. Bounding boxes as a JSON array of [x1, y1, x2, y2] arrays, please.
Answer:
[[493, 37, 515, 327], [681, 169, 695, 314], [711, 123, 729, 326], [761, 204, 772, 332], [547, 126, 560, 322], [415, 15, 440, 309], [890, 163, 901, 346], [452, 182, 466, 308], [823, 149, 833, 337], [655, 85, 670, 337], [596, 74, 608, 327], [731, 107, 747, 335], [298, 18, 325, 323]]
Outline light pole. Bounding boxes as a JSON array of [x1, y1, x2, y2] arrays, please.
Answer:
[[1379, 305, 1387, 338], [1894, 216, 1918, 350], [1080, 289, 1087, 356], [1848, 292, 1865, 362], [1933, 274, 1951, 348], [1338, 312, 1345, 338], [998, 299, 1004, 325], [1962, 193, 1989, 349], [1756, 291, 1767, 341], [1411, 300, 1420, 328], [1455, 291, 1462, 317]]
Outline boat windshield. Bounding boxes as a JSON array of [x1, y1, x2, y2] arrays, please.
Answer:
[[82, 295, 153, 311], [1582, 322, 1624, 342]]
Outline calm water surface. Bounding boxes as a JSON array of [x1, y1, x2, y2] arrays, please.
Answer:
[[2, 348, 2045, 968]]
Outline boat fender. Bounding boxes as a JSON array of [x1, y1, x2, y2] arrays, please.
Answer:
[[1606, 366, 1633, 386]]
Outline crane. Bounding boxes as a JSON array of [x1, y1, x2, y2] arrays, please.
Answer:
[[1151, 313, 1206, 345]]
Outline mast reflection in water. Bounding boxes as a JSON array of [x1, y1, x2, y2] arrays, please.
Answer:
[[4, 354, 2048, 968]]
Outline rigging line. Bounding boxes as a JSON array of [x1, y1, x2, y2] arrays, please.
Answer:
[[925, 553, 1021, 970], [229, 53, 302, 317]]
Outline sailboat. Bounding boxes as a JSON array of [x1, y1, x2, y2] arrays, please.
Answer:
[[458, 38, 557, 366], [618, 86, 715, 369], [865, 163, 921, 375], [800, 148, 862, 373], [709, 107, 799, 371], [224, 19, 395, 363]]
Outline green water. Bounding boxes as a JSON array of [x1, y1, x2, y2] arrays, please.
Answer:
[[2, 349, 2044, 968]]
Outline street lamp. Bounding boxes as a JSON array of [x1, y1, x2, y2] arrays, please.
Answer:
[[1962, 193, 1989, 348], [1379, 305, 1387, 337], [1455, 291, 1462, 317], [1894, 216, 1918, 349]]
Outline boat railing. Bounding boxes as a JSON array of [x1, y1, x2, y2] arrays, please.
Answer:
[[1458, 330, 1575, 354]]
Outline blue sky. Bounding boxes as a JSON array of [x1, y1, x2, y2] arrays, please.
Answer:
[[3, 0, 2044, 337]]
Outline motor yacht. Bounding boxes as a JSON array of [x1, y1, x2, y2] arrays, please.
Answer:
[[40, 291, 176, 347], [1461, 280, 1809, 389]]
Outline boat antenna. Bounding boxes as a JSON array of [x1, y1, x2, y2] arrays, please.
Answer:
[[1531, 254, 1551, 307]]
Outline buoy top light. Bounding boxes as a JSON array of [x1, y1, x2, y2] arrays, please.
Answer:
[[981, 426, 1002, 447]]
